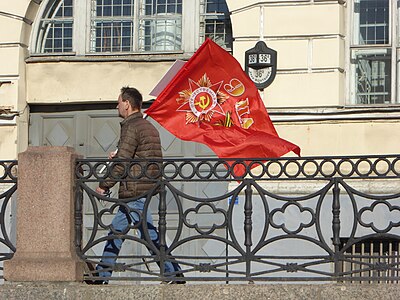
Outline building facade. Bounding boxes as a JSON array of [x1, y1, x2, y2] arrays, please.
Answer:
[[1, 0, 400, 159], [2, 0, 400, 283]]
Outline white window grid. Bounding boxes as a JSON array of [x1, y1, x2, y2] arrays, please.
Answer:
[[89, 0, 135, 52], [138, 0, 182, 52], [143, 0, 182, 15], [90, 0, 182, 53], [349, 0, 398, 105], [42, 21, 73, 53], [91, 20, 134, 52], [33, 0, 233, 55], [94, 0, 134, 17], [36, 0, 74, 53], [355, 0, 389, 45]]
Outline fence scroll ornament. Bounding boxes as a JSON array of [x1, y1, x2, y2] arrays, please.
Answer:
[[74, 155, 400, 283], [0, 161, 17, 280]]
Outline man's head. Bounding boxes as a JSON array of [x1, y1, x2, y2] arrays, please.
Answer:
[[117, 86, 143, 118]]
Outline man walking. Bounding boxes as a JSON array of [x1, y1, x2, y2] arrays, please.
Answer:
[[90, 86, 184, 284]]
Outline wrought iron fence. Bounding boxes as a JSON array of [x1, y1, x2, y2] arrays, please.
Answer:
[[75, 155, 400, 283], [0, 161, 17, 280]]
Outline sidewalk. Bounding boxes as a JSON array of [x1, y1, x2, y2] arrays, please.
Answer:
[[0, 282, 399, 300]]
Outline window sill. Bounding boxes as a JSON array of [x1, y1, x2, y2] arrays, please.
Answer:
[[270, 105, 400, 115], [269, 105, 400, 123], [26, 52, 192, 63]]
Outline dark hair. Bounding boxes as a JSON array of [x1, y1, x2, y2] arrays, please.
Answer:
[[120, 86, 143, 110]]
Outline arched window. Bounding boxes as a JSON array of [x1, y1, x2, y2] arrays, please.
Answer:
[[32, 0, 232, 55], [35, 0, 73, 53]]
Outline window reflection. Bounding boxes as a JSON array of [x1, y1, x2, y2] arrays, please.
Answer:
[[353, 50, 391, 104]]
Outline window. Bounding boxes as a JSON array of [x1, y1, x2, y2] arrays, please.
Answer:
[[350, 0, 396, 105], [200, 0, 232, 51], [90, 0, 136, 52], [33, 0, 232, 55], [35, 0, 73, 53]]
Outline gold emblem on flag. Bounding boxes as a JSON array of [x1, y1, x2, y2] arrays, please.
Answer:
[[189, 87, 217, 118], [177, 74, 228, 124], [214, 111, 234, 128], [224, 78, 245, 97], [235, 98, 254, 129]]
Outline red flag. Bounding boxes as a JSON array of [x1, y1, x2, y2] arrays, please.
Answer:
[[146, 39, 300, 174]]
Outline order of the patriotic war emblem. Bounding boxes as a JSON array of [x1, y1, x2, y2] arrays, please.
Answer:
[[176, 74, 254, 130]]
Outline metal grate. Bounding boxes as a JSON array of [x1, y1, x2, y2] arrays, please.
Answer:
[[341, 238, 400, 283]]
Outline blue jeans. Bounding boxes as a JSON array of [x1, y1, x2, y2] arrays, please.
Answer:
[[96, 198, 180, 279]]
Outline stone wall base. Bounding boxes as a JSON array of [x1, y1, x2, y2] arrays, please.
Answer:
[[4, 257, 84, 282], [3, 147, 85, 282], [0, 283, 399, 300]]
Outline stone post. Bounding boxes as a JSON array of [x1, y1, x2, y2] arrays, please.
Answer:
[[4, 146, 85, 281]]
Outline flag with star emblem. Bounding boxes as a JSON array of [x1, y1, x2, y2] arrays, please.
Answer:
[[146, 38, 300, 175]]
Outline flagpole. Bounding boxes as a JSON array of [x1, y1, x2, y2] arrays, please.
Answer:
[[259, 89, 264, 102], [259, 6, 267, 113], [259, 5, 264, 42]]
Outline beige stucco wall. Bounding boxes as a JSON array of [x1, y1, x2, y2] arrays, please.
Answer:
[[232, 1, 345, 108], [265, 4, 345, 37], [0, 0, 39, 158], [266, 71, 345, 107], [0, 0, 33, 17], [277, 121, 400, 157], [26, 61, 175, 103], [0, 127, 17, 159], [0, 18, 24, 44]]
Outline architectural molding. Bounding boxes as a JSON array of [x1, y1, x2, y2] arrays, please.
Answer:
[[0, 11, 33, 25]]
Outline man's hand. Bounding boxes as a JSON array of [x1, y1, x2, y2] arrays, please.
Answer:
[[96, 187, 107, 195], [108, 149, 118, 159]]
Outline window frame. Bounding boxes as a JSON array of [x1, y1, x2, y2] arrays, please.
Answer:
[[199, 0, 232, 52], [348, 0, 398, 106], [30, 0, 232, 57], [32, 0, 75, 55]]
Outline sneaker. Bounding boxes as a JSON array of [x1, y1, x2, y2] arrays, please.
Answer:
[[84, 273, 109, 285], [85, 279, 109, 285], [164, 273, 186, 284]]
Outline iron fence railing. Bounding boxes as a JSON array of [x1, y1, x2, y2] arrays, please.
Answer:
[[75, 155, 400, 283], [0, 161, 17, 280]]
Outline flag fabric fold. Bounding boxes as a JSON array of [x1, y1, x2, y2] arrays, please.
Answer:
[[146, 38, 300, 174]]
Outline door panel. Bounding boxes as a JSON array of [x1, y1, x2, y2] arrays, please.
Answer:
[[85, 113, 120, 158], [31, 115, 76, 148], [29, 110, 120, 158]]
